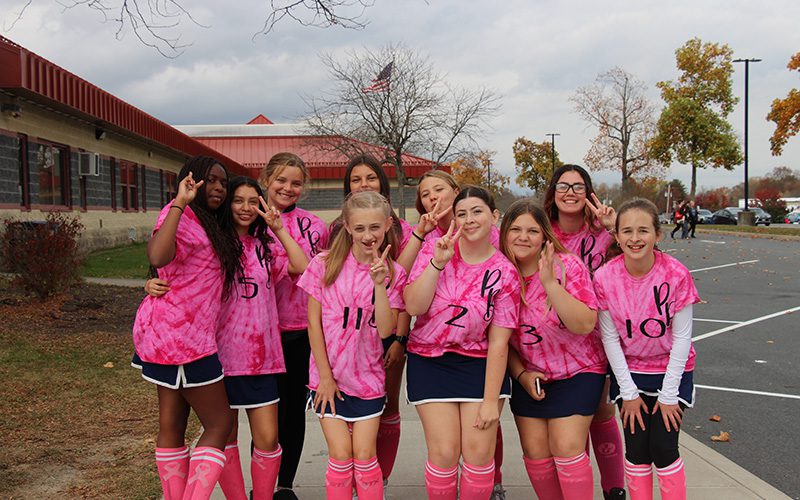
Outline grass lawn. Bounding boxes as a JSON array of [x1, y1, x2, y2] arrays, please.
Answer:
[[0, 281, 199, 498], [696, 224, 800, 237], [81, 242, 150, 279]]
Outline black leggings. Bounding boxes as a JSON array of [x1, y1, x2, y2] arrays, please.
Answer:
[[618, 394, 683, 468], [276, 329, 311, 488]]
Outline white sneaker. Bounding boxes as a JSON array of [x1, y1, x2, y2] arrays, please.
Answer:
[[490, 483, 507, 500]]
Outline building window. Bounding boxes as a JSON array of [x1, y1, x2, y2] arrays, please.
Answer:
[[29, 139, 70, 207], [163, 171, 177, 205], [120, 160, 139, 211]]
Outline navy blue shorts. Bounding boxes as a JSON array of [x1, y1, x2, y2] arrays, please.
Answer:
[[131, 352, 223, 389], [307, 390, 385, 422], [609, 371, 695, 407], [511, 372, 605, 419], [406, 352, 511, 405], [224, 374, 280, 409]]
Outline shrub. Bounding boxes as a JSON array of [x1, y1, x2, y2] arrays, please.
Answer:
[[1, 212, 84, 299]]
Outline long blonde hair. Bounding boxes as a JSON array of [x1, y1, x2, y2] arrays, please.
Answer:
[[323, 191, 398, 287]]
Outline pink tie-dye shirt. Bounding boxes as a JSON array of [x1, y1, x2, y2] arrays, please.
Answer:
[[397, 218, 414, 252], [216, 235, 288, 376], [510, 252, 606, 380], [269, 206, 328, 331], [593, 252, 700, 373], [297, 252, 407, 399], [553, 221, 613, 276], [132, 203, 222, 365], [407, 241, 520, 358]]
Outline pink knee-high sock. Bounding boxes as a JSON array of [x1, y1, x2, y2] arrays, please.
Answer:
[[656, 458, 686, 500], [217, 442, 247, 500], [554, 452, 594, 500], [624, 460, 653, 500], [523, 456, 563, 500], [354, 456, 384, 500], [590, 418, 625, 492], [494, 426, 504, 485], [424, 461, 458, 499], [325, 458, 354, 500], [252, 445, 282, 500], [460, 460, 495, 500], [182, 447, 227, 500], [156, 446, 190, 500], [376, 412, 401, 480]]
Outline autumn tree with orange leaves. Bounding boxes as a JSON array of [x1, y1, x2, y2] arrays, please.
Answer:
[[451, 150, 510, 198], [767, 52, 800, 156], [512, 137, 563, 193], [571, 67, 661, 192]]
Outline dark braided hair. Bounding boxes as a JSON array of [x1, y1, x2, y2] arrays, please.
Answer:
[[222, 176, 275, 259], [178, 156, 243, 299]]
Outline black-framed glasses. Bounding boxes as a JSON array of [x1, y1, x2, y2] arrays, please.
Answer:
[[555, 182, 587, 194]]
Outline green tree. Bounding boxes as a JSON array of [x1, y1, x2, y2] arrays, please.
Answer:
[[512, 137, 563, 193], [767, 52, 800, 156], [651, 38, 743, 197]]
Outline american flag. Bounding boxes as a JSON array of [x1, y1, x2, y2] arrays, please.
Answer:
[[361, 61, 393, 93]]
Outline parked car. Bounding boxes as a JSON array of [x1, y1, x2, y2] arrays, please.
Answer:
[[721, 207, 771, 226], [709, 208, 737, 225], [785, 211, 800, 224], [697, 209, 713, 224]]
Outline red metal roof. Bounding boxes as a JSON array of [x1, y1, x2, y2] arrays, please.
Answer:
[[247, 114, 273, 124], [0, 35, 249, 176]]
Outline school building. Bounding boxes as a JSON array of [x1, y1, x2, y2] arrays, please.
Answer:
[[0, 35, 436, 250]]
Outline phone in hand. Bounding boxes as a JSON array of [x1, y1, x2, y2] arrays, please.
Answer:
[[535, 377, 542, 397]]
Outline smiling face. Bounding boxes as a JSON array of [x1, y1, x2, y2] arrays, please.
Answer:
[[615, 208, 661, 268], [230, 185, 260, 234], [505, 213, 544, 264], [344, 207, 392, 262], [553, 170, 588, 217], [418, 176, 458, 214], [349, 164, 382, 194], [454, 196, 498, 243], [267, 165, 305, 210], [204, 164, 228, 210]]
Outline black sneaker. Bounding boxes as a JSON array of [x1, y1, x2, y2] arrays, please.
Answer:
[[604, 487, 626, 499], [274, 489, 300, 500]]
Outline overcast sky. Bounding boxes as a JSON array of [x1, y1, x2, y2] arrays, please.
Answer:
[[4, 0, 800, 192]]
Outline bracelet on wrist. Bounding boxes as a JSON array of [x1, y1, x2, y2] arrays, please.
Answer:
[[170, 204, 184, 214], [429, 258, 444, 271], [393, 335, 408, 348], [514, 369, 527, 382], [411, 231, 424, 242]]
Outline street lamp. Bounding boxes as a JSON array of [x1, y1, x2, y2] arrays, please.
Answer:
[[545, 133, 560, 175], [733, 57, 761, 224]]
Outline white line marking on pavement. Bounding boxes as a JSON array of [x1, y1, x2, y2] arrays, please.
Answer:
[[693, 306, 800, 342], [695, 384, 800, 400], [700, 240, 727, 244], [689, 259, 759, 273], [694, 318, 743, 324]]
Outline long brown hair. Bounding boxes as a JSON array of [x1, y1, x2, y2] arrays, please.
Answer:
[[499, 199, 569, 302], [604, 198, 662, 261], [322, 191, 398, 287], [543, 164, 602, 234]]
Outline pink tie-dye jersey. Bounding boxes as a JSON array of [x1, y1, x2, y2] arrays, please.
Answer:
[[269, 206, 328, 331], [297, 252, 407, 399], [510, 252, 606, 380], [553, 222, 613, 276], [216, 235, 289, 376], [407, 241, 520, 358], [397, 218, 414, 252], [593, 252, 700, 373], [132, 203, 222, 365]]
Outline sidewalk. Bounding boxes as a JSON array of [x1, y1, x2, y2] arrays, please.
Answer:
[[211, 397, 790, 500]]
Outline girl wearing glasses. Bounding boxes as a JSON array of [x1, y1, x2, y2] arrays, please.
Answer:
[[542, 164, 625, 499]]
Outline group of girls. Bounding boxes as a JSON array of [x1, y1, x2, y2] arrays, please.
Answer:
[[133, 152, 698, 500]]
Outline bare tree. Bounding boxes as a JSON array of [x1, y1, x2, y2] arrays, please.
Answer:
[[6, 0, 377, 57], [304, 44, 499, 217], [571, 67, 661, 191]]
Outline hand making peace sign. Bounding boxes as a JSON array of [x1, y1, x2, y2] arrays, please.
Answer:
[[416, 199, 452, 236], [585, 192, 617, 231], [432, 220, 462, 269], [256, 196, 284, 231], [368, 245, 392, 286]]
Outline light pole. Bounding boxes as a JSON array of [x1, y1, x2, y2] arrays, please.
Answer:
[[732, 57, 761, 223], [545, 133, 560, 175]]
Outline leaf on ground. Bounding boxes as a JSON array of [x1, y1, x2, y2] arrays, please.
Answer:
[[103, 362, 114, 368], [709, 415, 721, 422], [711, 431, 730, 442]]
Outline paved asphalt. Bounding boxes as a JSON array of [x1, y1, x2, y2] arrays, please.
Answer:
[[661, 230, 800, 499]]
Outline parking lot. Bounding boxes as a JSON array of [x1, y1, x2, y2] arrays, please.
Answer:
[[661, 231, 800, 498]]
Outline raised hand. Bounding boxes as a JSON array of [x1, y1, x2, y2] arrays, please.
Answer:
[[416, 199, 452, 236], [432, 220, 462, 269], [369, 245, 392, 285], [586, 193, 617, 230], [537, 241, 557, 286], [176, 171, 204, 206], [256, 196, 283, 231]]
